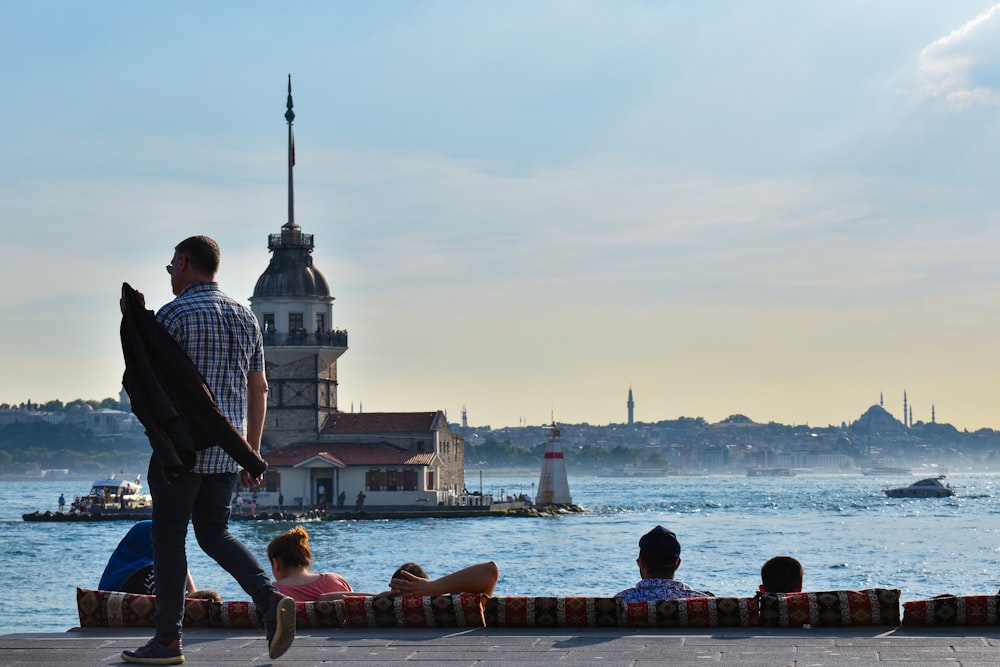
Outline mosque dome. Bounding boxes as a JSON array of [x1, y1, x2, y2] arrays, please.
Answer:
[[252, 225, 330, 298]]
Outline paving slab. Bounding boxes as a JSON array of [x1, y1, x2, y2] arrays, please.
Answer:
[[1, 626, 999, 666]]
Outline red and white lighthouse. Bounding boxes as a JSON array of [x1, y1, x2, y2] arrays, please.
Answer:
[[535, 421, 573, 506]]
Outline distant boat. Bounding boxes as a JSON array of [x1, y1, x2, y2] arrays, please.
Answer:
[[884, 475, 955, 498], [862, 463, 911, 476], [598, 465, 673, 478], [746, 467, 796, 477]]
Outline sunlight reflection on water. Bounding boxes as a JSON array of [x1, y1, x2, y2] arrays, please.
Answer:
[[1, 472, 997, 633]]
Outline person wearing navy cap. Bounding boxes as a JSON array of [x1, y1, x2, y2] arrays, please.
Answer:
[[614, 526, 714, 602]]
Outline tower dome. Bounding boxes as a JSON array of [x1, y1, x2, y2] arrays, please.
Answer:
[[253, 224, 330, 298]]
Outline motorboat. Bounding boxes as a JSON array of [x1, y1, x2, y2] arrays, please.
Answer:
[[22, 474, 153, 521], [883, 475, 955, 498], [80, 475, 153, 510]]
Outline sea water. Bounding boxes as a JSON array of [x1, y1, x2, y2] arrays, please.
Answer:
[[1, 472, 998, 634]]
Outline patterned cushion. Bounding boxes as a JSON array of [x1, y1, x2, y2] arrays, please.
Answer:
[[621, 597, 759, 628], [76, 588, 344, 629], [484, 597, 620, 627], [246, 599, 345, 629], [340, 594, 485, 628], [902, 596, 1000, 626], [758, 589, 900, 627], [77, 589, 220, 628], [297, 600, 347, 628], [217, 600, 260, 628]]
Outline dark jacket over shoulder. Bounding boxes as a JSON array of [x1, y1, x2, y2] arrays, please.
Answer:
[[119, 282, 267, 479]]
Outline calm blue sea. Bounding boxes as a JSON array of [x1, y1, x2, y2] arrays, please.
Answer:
[[1, 472, 998, 634]]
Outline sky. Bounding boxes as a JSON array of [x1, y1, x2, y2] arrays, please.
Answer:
[[2, 1, 1000, 431]]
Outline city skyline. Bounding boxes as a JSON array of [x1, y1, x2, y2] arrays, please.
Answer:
[[0, 387, 961, 433], [3, 2, 1000, 431]]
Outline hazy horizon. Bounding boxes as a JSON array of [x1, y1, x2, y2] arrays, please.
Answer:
[[1, 391, 980, 433], [3, 2, 1000, 430]]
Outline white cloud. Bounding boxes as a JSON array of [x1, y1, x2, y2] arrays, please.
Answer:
[[917, 3, 1000, 107]]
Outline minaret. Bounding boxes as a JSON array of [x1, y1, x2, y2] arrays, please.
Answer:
[[535, 421, 573, 506], [932, 404, 936, 423], [250, 76, 348, 449], [627, 386, 635, 426], [903, 390, 908, 427]]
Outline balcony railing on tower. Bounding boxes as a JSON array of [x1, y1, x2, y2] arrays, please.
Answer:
[[263, 329, 347, 347], [268, 231, 314, 250]]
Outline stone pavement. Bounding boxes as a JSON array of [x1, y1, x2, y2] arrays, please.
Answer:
[[1, 626, 998, 666]]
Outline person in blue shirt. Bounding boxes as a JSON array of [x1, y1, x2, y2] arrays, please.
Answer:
[[99, 521, 195, 595]]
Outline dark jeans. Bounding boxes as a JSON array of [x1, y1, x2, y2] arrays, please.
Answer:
[[147, 458, 275, 641]]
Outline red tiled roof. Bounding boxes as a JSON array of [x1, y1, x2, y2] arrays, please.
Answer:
[[320, 412, 440, 434], [264, 442, 436, 468]]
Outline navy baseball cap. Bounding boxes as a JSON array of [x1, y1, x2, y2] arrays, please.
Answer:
[[639, 525, 681, 565]]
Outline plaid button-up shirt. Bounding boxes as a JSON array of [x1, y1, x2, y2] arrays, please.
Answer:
[[156, 282, 265, 474]]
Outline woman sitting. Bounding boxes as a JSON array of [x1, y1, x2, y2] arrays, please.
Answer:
[[267, 526, 499, 602], [267, 526, 360, 602]]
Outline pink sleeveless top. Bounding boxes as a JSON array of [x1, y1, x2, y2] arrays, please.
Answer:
[[274, 572, 353, 602]]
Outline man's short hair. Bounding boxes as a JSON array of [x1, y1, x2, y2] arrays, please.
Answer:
[[760, 556, 803, 593], [639, 526, 681, 577], [175, 235, 221, 275]]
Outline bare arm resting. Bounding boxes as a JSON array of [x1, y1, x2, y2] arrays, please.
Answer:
[[389, 561, 499, 597]]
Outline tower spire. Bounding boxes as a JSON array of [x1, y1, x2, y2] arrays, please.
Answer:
[[284, 74, 297, 229]]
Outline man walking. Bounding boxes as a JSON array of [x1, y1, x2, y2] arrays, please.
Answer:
[[121, 236, 295, 665]]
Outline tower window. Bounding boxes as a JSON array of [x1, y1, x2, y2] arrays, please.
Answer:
[[315, 314, 325, 331], [288, 313, 304, 331], [263, 313, 275, 332]]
